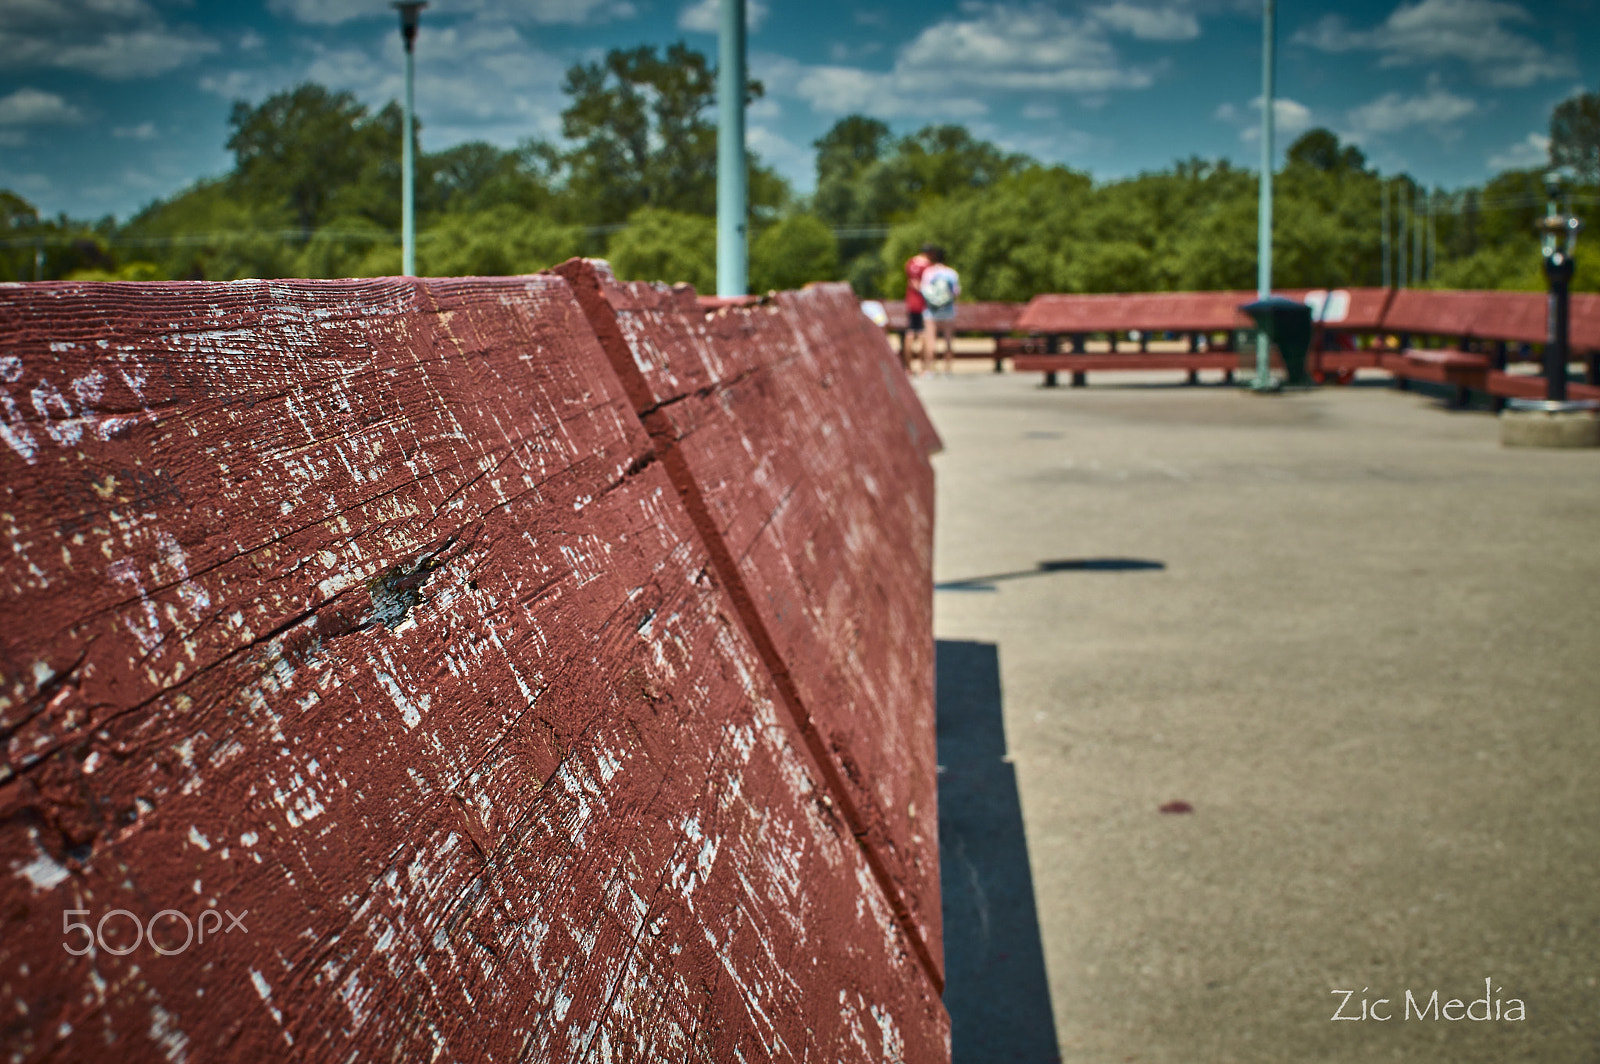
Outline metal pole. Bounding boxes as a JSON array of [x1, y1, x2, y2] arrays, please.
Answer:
[[716, 0, 748, 297], [396, 3, 425, 277], [1381, 181, 1390, 288], [1398, 184, 1408, 289], [1412, 185, 1421, 286], [402, 46, 415, 276], [1542, 187, 1573, 402], [1255, 0, 1275, 388]]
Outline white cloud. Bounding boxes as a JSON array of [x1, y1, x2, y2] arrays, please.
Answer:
[[1022, 101, 1058, 120], [1486, 131, 1550, 171], [898, 4, 1158, 94], [55, 30, 219, 77], [747, 124, 810, 183], [0, 0, 218, 79], [1239, 96, 1313, 142], [760, 4, 1162, 127], [112, 121, 158, 140], [265, 0, 637, 26], [203, 18, 571, 151], [1088, 2, 1200, 41], [1293, 0, 1574, 87], [0, 87, 84, 125], [678, 0, 769, 34], [1346, 88, 1477, 136], [1216, 96, 1312, 143]]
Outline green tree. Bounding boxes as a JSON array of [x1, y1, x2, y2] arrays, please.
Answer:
[[750, 214, 838, 292], [422, 140, 559, 218], [606, 208, 716, 291], [226, 84, 401, 236], [419, 206, 583, 277], [559, 42, 786, 224], [1285, 128, 1367, 173], [1549, 90, 1600, 183]]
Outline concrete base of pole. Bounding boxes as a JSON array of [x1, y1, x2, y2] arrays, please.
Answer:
[[1499, 400, 1600, 448]]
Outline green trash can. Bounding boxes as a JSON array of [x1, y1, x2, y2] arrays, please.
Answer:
[[1240, 296, 1314, 387]]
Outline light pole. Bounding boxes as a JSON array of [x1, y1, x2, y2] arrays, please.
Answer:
[[1380, 180, 1390, 288], [1254, 0, 1275, 389], [716, 0, 748, 297], [395, 2, 426, 277], [1538, 177, 1583, 402]]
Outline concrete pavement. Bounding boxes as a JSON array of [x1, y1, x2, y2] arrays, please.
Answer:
[[924, 369, 1600, 1063]]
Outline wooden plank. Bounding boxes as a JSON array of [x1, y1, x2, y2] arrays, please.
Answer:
[[1012, 353, 1241, 372], [0, 277, 948, 1062], [1486, 372, 1600, 401], [883, 300, 1022, 335], [556, 260, 945, 989], [1017, 290, 1256, 333], [1383, 289, 1546, 344]]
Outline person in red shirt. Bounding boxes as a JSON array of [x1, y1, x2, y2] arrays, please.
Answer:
[[903, 245, 933, 373]]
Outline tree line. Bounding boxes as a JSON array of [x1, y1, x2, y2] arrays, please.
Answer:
[[3, 41, 1596, 297]]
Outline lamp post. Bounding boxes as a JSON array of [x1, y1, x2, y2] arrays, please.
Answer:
[[716, 0, 748, 297], [395, 2, 426, 277], [1538, 178, 1583, 402], [1253, 0, 1275, 389]]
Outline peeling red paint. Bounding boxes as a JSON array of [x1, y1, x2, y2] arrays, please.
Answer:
[[0, 276, 949, 1062], [554, 261, 945, 990]]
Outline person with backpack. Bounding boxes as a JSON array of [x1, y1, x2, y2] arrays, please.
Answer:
[[902, 245, 933, 373], [918, 246, 960, 376]]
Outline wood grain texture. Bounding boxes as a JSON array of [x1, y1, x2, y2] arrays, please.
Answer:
[[1016, 287, 1392, 334], [0, 277, 948, 1062], [553, 262, 944, 989]]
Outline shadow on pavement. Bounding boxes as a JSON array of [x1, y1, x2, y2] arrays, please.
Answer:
[[937, 639, 1060, 1063], [937, 557, 1165, 592]]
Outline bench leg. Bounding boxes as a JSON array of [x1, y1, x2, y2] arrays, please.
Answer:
[[993, 357, 1004, 373], [1223, 369, 1234, 385], [1491, 394, 1507, 413], [1452, 384, 1469, 408], [1395, 376, 1409, 391], [1044, 370, 1058, 388], [1186, 369, 1199, 386], [1071, 371, 1087, 387]]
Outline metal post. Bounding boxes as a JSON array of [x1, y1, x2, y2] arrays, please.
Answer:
[[1255, 0, 1275, 389], [1398, 184, 1408, 289], [1412, 185, 1422, 286], [716, 0, 748, 297], [1542, 187, 1574, 402], [1427, 191, 1437, 282], [1381, 181, 1390, 288], [395, 3, 425, 277]]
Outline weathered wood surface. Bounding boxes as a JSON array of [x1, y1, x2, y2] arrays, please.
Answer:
[[0, 277, 949, 1061], [555, 262, 944, 987]]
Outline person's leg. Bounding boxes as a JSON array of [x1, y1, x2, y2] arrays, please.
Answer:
[[941, 320, 955, 375], [923, 318, 937, 376]]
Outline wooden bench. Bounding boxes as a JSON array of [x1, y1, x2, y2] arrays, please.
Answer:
[[883, 299, 1024, 370], [1012, 351, 1241, 387], [1382, 348, 1492, 406], [1381, 290, 1600, 407], [1011, 288, 1394, 387]]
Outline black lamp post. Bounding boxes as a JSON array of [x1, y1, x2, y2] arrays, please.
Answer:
[[1538, 178, 1583, 402]]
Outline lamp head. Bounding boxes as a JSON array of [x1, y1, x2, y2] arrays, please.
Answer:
[[394, 2, 426, 48]]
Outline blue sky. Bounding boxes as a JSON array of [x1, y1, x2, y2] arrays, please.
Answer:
[[0, 0, 1594, 222]]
